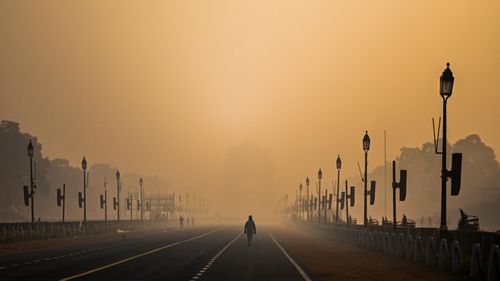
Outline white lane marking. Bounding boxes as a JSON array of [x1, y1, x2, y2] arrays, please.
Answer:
[[269, 231, 313, 281], [59, 228, 225, 281], [188, 231, 242, 281]]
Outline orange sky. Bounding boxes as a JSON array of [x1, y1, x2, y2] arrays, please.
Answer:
[[1, 1, 499, 216]]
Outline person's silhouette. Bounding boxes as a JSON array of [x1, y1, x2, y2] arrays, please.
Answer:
[[179, 215, 184, 228], [244, 215, 257, 246]]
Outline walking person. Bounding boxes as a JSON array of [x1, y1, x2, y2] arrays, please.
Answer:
[[244, 215, 257, 246]]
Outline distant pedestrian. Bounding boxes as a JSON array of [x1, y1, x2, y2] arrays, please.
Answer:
[[244, 215, 257, 246], [179, 215, 184, 228]]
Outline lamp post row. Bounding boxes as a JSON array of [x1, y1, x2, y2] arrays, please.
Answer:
[[290, 63, 458, 231]]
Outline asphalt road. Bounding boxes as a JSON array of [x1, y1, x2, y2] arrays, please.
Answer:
[[0, 224, 312, 281]]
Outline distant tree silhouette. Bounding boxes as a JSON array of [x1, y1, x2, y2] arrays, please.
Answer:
[[0, 121, 50, 221], [364, 134, 500, 229], [0, 120, 170, 222]]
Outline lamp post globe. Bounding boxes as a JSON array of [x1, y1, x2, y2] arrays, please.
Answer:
[[27, 140, 34, 157], [440, 63, 454, 99], [81, 157, 87, 170], [363, 131, 371, 152], [336, 155, 342, 170]]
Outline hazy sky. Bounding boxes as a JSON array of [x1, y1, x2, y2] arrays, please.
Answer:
[[1, 1, 499, 214]]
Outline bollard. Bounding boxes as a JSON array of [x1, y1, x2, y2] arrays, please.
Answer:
[[389, 233, 396, 256], [398, 233, 405, 258], [470, 243, 482, 278], [487, 244, 499, 281], [383, 232, 390, 255], [439, 238, 449, 270], [451, 240, 462, 273], [379, 232, 384, 252], [425, 236, 436, 265], [413, 236, 422, 263], [405, 235, 413, 260]]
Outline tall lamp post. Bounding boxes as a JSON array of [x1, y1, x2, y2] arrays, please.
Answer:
[[335, 155, 342, 224], [317, 168, 322, 223], [140, 178, 144, 222], [299, 183, 303, 220], [363, 131, 370, 226], [27, 140, 35, 223], [439, 63, 455, 231], [102, 180, 107, 224], [81, 157, 87, 224], [305, 177, 310, 221], [116, 170, 121, 222]]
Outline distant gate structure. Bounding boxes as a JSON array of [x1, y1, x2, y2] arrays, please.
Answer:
[[146, 193, 175, 220]]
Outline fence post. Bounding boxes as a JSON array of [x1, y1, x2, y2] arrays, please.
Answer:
[[470, 243, 482, 278], [487, 244, 499, 281], [425, 236, 436, 265], [439, 239, 449, 270], [414, 236, 422, 263], [451, 240, 462, 273]]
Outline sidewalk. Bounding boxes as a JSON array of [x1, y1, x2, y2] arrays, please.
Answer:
[[271, 223, 471, 281]]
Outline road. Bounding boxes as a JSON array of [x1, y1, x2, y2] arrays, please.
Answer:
[[0, 224, 312, 281]]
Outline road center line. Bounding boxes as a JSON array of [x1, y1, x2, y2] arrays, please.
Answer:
[[269, 231, 313, 281], [59, 228, 225, 281], [189, 231, 242, 281]]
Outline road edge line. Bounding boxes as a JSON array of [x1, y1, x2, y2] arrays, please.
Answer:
[[268, 231, 313, 281]]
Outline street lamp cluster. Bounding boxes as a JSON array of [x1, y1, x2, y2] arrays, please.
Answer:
[[19, 150, 174, 224], [285, 63, 462, 233], [290, 130, 375, 226], [21, 145, 210, 225]]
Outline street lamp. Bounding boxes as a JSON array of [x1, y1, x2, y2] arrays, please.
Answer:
[[116, 170, 121, 222], [27, 140, 35, 223], [101, 180, 107, 224], [363, 131, 370, 226], [140, 177, 144, 222], [305, 176, 310, 221], [439, 63, 457, 231], [317, 168, 322, 223], [335, 155, 342, 224], [299, 183, 303, 220], [80, 157, 87, 224]]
